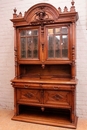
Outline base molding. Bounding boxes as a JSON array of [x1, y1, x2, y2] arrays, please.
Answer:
[[12, 107, 78, 129]]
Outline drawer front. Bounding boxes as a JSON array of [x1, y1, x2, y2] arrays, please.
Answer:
[[17, 89, 42, 104], [44, 90, 71, 107]]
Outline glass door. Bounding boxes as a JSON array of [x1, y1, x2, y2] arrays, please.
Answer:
[[20, 28, 39, 60], [47, 26, 68, 59]]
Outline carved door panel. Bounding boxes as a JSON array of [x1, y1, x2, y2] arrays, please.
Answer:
[[44, 90, 71, 107], [17, 89, 42, 104]]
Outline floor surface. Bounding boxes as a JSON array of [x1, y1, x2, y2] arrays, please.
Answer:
[[0, 109, 87, 130]]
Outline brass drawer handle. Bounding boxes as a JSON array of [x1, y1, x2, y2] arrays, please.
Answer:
[[53, 86, 59, 90], [24, 85, 29, 88]]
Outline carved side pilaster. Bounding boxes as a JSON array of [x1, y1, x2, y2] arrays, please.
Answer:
[[14, 27, 18, 78], [71, 22, 76, 80], [70, 85, 76, 123], [71, 45, 76, 80]]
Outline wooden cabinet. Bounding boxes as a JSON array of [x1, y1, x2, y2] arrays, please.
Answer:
[[11, 1, 78, 128]]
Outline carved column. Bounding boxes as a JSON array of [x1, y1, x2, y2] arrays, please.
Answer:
[[70, 85, 76, 123], [71, 22, 76, 80], [41, 23, 45, 64], [14, 28, 18, 78]]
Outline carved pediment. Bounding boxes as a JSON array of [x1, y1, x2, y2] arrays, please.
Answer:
[[24, 3, 59, 25], [11, 1, 78, 27]]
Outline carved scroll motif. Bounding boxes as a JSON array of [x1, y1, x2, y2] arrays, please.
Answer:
[[30, 6, 54, 26]]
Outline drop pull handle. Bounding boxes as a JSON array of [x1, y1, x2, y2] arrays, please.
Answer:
[[53, 86, 59, 90], [24, 85, 29, 88]]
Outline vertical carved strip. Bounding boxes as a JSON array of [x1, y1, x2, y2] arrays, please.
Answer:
[[70, 85, 76, 123], [14, 88, 19, 116], [14, 28, 18, 78], [71, 22, 76, 80], [41, 89, 44, 104], [41, 24, 45, 63]]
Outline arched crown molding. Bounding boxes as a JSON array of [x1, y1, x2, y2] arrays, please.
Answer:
[[24, 3, 59, 25], [11, 1, 78, 27]]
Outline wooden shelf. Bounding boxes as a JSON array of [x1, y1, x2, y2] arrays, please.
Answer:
[[12, 106, 78, 128]]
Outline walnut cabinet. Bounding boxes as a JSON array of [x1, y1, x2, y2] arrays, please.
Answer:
[[11, 1, 78, 128]]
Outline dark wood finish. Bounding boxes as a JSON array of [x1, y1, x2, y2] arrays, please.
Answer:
[[11, 1, 78, 128]]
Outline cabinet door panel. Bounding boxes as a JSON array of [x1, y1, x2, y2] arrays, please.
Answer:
[[46, 26, 69, 61], [17, 89, 42, 104], [19, 28, 40, 61], [21, 37, 26, 58], [44, 90, 71, 106], [62, 35, 68, 58]]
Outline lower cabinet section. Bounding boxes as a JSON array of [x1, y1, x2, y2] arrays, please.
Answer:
[[44, 90, 71, 107], [17, 89, 42, 104], [12, 82, 77, 128], [17, 88, 71, 108]]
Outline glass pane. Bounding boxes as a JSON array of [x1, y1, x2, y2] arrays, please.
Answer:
[[55, 28, 61, 34], [20, 30, 26, 36], [27, 30, 38, 36], [61, 27, 68, 34], [27, 38, 32, 58], [33, 37, 38, 58], [21, 38, 26, 58], [62, 35, 68, 58], [55, 36, 60, 58], [48, 35, 54, 58], [48, 29, 53, 35]]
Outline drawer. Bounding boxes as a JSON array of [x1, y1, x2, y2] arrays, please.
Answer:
[[17, 89, 42, 104], [13, 83, 40, 89], [13, 82, 74, 91], [44, 90, 71, 107]]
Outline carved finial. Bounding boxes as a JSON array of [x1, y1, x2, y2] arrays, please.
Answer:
[[70, 0, 75, 12], [24, 11, 26, 16], [19, 12, 22, 17], [41, 107, 45, 111], [64, 6, 68, 12], [13, 8, 17, 18], [58, 7, 61, 13], [14, 8, 17, 14], [42, 64, 45, 69], [71, 0, 75, 6]]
